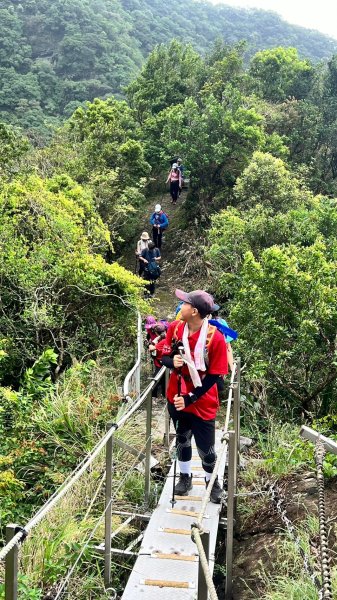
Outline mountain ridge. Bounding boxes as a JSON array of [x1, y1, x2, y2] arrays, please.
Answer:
[[1, 0, 337, 135]]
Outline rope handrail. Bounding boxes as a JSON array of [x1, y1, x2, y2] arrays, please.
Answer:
[[192, 528, 218, 600], [0, 365, 167, 562], [123, 311, 142, 401], [195, 363, 237, 529]]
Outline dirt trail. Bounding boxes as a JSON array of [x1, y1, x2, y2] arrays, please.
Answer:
[[120, 188, 194, 318]]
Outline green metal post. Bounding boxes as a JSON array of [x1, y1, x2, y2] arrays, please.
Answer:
[[144, 391, 153, 506], [225, 431, 236, 600], [104, 425, 114, 588], [5, 525, 18, 600]]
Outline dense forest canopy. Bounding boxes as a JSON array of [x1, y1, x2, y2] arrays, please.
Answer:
[[1, 0, 337, 136]]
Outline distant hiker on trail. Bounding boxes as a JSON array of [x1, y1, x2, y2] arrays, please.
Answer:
[[177, 158, 184, 195], [144, 316, 158, 345], [177, 158, 184, 177], [161, 289, 228, 503], [135, 231, 150, 276], [166, 163, 182, 204], [139, 241, 161, 297], [150, 204, 169, 249]]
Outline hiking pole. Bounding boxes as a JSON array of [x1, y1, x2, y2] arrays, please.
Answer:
[[170, 347, 184, 508], [170, 448, 177, 509], [134, 256, 138, 274]]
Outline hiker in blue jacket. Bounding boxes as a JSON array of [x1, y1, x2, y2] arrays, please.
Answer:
[[150, 204, 169, 249]]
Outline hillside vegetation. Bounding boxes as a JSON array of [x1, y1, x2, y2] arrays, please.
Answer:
[[1, 0, 337, 135]]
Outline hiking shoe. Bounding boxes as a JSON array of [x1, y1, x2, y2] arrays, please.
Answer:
[[174, 473, 193, 496], [205, 476, 223, 504]]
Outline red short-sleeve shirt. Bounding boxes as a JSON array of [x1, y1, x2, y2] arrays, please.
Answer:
[[153, 338, 166, 368], [162, 321, 228, 420]]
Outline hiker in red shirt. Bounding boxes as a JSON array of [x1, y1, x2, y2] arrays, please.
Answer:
[[161, 289, 228, 503]]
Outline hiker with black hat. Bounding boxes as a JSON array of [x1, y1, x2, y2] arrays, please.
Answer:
[[161, 289, 228, 503]]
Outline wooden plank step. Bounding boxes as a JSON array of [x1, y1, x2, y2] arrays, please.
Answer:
[[175, 496, 202, 501], [140, 579, 195, 589], [167, 509, 209, 518], [152, 553, 198, 562], [159, 527, 190, 535]]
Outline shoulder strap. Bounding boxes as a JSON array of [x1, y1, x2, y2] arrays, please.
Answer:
[[172, 321, 183, 342], [205, 324, 216, 349], [204, 324, 217, 368]]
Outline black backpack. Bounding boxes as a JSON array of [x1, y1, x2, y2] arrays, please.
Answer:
[[144, 249, 161, 279], [146, 260, 161, 280]]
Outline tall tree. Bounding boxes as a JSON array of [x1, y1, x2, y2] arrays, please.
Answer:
[[249, 47, 314, 102]]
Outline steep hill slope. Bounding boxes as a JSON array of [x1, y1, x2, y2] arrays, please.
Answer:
[[1, 0, 337, 135]]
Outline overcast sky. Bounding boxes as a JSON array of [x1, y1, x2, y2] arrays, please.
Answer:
[[209, 0, 337, 40]]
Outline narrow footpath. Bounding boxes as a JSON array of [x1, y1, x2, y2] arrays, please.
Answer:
[[120, 188, 206, 318]]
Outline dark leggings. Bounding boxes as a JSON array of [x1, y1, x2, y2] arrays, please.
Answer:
[[144, 276, 155, 295], [170, 180, 179, 203], [167, 402, 216, 474], [138, 260, 144, 276], [152, 227, 162, 249]]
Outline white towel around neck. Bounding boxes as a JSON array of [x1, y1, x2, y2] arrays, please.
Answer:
[[181, 319, 209, 387]]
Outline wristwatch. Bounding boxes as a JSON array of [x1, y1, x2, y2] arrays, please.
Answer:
[[183, 392, 197, 406]]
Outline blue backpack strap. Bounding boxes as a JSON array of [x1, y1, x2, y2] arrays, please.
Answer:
[[208, 319, 238, 341]]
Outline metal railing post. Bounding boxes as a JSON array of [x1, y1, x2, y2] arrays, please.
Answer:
[[104, 424, 114, 588], [135, 367, 141, 399], [233, 383, 240, 490], [5, 524, 18, 600], [197, 530, 210, 600], [123, 311, 142, 402], [135, 314, 142, 398], [144, 391, 153, 506], [236, 357, 241, 458], [225, 431, 236, 600], [164, 366, 169, 393], [236, 357, 241, 396]]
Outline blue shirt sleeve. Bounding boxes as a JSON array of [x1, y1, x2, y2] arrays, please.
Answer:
[[160, 214, 168, 228], [150, 213, 155, 226]]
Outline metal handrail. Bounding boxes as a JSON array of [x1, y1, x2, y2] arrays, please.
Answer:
[[123, 310, 143, 401], [0, 365, 167, 562]]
